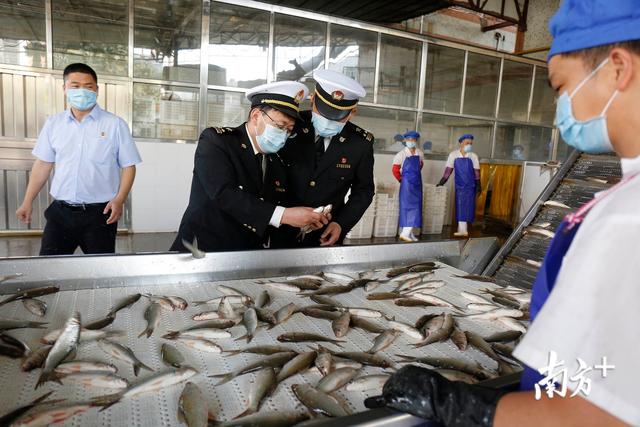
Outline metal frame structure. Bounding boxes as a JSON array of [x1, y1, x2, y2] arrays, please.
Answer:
[[0, 0, 557, 161]]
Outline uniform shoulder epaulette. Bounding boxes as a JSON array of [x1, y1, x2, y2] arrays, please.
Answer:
[[211, 126, 234, 135], [351, 124, 374, 142]]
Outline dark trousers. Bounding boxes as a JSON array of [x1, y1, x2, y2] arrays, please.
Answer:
[[40, 201, 117, 255]]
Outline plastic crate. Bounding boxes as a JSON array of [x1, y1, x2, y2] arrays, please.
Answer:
[[422, 184, 448, 235], [346, 214, 375, 239], [373, 213, 399, 237]]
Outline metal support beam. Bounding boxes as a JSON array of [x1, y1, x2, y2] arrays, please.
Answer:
[[481, 21, 515, 32]]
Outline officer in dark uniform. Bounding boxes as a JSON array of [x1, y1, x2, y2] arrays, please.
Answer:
[[278, 69, 375, 247], [170, 81, 327, 253]]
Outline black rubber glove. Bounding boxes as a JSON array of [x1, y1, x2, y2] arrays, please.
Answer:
[[364, 365, 507, 427], [476, 180, 482, 196], [436, 177, 447, 187]]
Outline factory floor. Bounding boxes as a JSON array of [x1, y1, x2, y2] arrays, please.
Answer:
[[0, 219, 512, 258]]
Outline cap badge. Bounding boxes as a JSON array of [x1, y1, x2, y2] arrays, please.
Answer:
[[294, 90, 305, 103], [303, 128, 309, 134], [341, 157, 347, 164], [332, 90, 344, 101], [339, 136, 346, 143]]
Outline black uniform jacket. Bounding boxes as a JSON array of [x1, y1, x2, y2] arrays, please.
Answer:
[[277, 110, 375, 246], [171, 124, 290, 252]]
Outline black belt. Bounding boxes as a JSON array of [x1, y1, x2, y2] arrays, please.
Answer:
[[56, 200, 108, 211]]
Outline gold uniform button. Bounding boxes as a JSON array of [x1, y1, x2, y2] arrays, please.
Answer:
[[309, 181, 316, 187]]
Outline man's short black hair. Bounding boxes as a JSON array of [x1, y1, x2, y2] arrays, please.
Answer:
[[63, 63, 98, 84], [565, 41, 640, 70], [247, 104, 273, 120]]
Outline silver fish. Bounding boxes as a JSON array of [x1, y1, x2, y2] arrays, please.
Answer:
[[0, 285, 58, 307], [216, 412, 309, 427], [321, 348, 395, 369], [322, 271, 355, 285], [164, 328, 232, 341], [310, 295, 343, 307], [464, 308, 524, 321], [454, 274, 496, 283], [543, 200, 571, 209], [333, 360, 363, 370], [339, 307, 386, 319], [277, 332, 344, 347], [97, 340, 153, 376], [0, 332, 30, 358], [364, 281, 381, 292], [401, 287, 438, 297], [388, 320, 423, 341], [161, 343, 185, 368], [84, 314, 116, 331], [413, 313, 454, 348], [210, 351, 297, 385], [0, 273, 23, 283], [179, 382, 209, 427], [525, 226, 555, 239], [182, 237, 206, 259], [350, 316, 386, 334], [218, 285, 251, 298], [36, 312, 81, 388], [345, 374, 390, 392], [314, 349, 334, 376], [60, 371, 129, 390], [460, 291, 493, 305], [316, 367, 359, 393], [276, 350, 317, 382], [41, 328, 124, 345], [450, 327, 468, 351], [218, 297, 242, 319], [286, 273, 324, 281], [292, 384, 350, 417], [224, 345, 296, 357], [55, 361, 118, 375], [331, 312, 351, 338], [464, 330, 501, 362], [0, 319, 47, 331], [139, 303, 162, 338], [396, 355, 495, 380], [411, 294, 458, 308], [255, 290, 271, 308], [21, 345, 52, 372], [0, 391, 55, 426], [434, 369, 479, 384], [298, 205, 332, 241], [261, 282, 300, 293], [300, 307, 341, 321], [484, 330, 523, 343], [236, 367, 277, 418], [497, 316, 528, 334], [239, 307, 258, 343], [368, 330, 400, 353], [167, 296, 188, 310], [142, 294, 175, 311], [108, 293, 142, 317], [274, 303, 298, 325], [192, 311, 221, 321], [390, 272, 422, 283], [255, 307, 277, 329], [12, 402, 92, 426], [22, 298, 47, 317], [466, 303, 499, 312], [174, 337, 223, 353]]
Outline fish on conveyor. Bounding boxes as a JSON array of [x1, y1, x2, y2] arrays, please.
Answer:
[[36, 312, 81, 388], [277, 332, 345, 347], [366, 291, 401, 300], [414, 313, 440, 330], [395, 355, 496, 380], [314, 348, 334, 376], [450, 327, 468, 351], [543, 200, 571, 209], [300, 307, 341, 321], [21, 298, 47, 317], [345, 374, 390, 392], [255, 307, 277, 329], [368, 330, 400, 353], [400, 287, 438, 298], [142, 294, 175, 311], [41, 328, 125, 345], [0, 332, 31, 359], [97, 340, 153, 376], [21, 345, 52, 371], [0, 285, 59, 307], [386, 262, 436, 278], [216, 412, 309, 427], [173, 337, 223, 353], [224, 345, 296, 357], [350, 316, 386, 334], [409, 294, 459, 309], [182, 237, 206, 259], [453, 274, 496, 283], [235, 368, 277, 418], [466, 303, 499, 313], [164, 324, 232, 340], [337, 306, 389, 319], [298, 204, 332, 241], [218, 297, 243, 320], [483, 330, 523, 343], [107, 293, 142, 317], [59, 371, 129, 390], [217, 285, 251, 298], [524, 226, 556, 239], [465, 331, 501, 363], [209, 351, 297, 385], [276, 350, 317, 382], [237, 307, 258, 343], [55, 361, 118, 375], [255, 290, 271, 308], [280, 278, 323, 291], [179, 382, 209, 427], [11, 401, 93, 427], [413, 313, 454, 348], [317, 367, 359, 393], [333, 359, 363, 370], [300, 283, 354, 297], [274, 303, 299, 325], [460, 291, 493, 305], [331, 312, 351, 338], [492, 296, 522, 309], [533, 221, 552, 229], [257, 281, 300, 293], [497, 316, 528, 334], [0, 391, 55, 426], [388, 320, 423, 341], [0, 273, 23, 283], [394, 298, 441, 307], [434, 369, 479, 384], [292, 384, 350, 417], [166, 296, 188, 310], [93, 367, 198, 410], [84, 314, 116, 331], [389, 272, 422, 283], [161, 343, 185, 368], [463, 308, 524, 321], [0, 319, 47, 331], [139, 302, 162, 338], [286, 273, 324, 282], [320, 347, 395, 369], [192, 311, 221, 321], [322, 271, 356, 285], [310, 295, 343, 307]]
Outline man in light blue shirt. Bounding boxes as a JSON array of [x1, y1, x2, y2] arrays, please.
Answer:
[[16, 63, 141, 255]]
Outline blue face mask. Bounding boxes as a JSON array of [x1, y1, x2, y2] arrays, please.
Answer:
[[555, 58, 618, 154], [67, 88, 97, 111], [463, 144, 473, 153], [405, 140, 416, 149], [256, 115, 289, 154], [312, 112, 345, 138]]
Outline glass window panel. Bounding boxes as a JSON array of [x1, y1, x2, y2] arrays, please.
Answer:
[[463, 52, 500, 117], [328, 25, 377, 103], [377, 34, 421, 107], [557, 137, 575, 161], [0, 0, 46, 68], [134, 0, 202, 83], [207, 90, 251, 128], [498, 60, 533, 122], [208, 3, 269, 88], [420, 113, 493, 158], [132, 83, 199, 140], [274, 14, 326, 90], [494, 123, 553, 162], [530, 66, 556, 125], [351, 106, 416, 152], [424, 44, 464, 113], [52, 0, 128, 76]]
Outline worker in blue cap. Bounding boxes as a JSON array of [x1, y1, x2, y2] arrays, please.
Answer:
[[365, 1, 640, 425], [436, 133, 480, 237], [392, 130, 424, 242]]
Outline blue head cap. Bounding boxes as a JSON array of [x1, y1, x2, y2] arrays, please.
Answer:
[[458, 134, 474, 143], [548, 0, 640, 60], [403, 130, 420, 140]]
